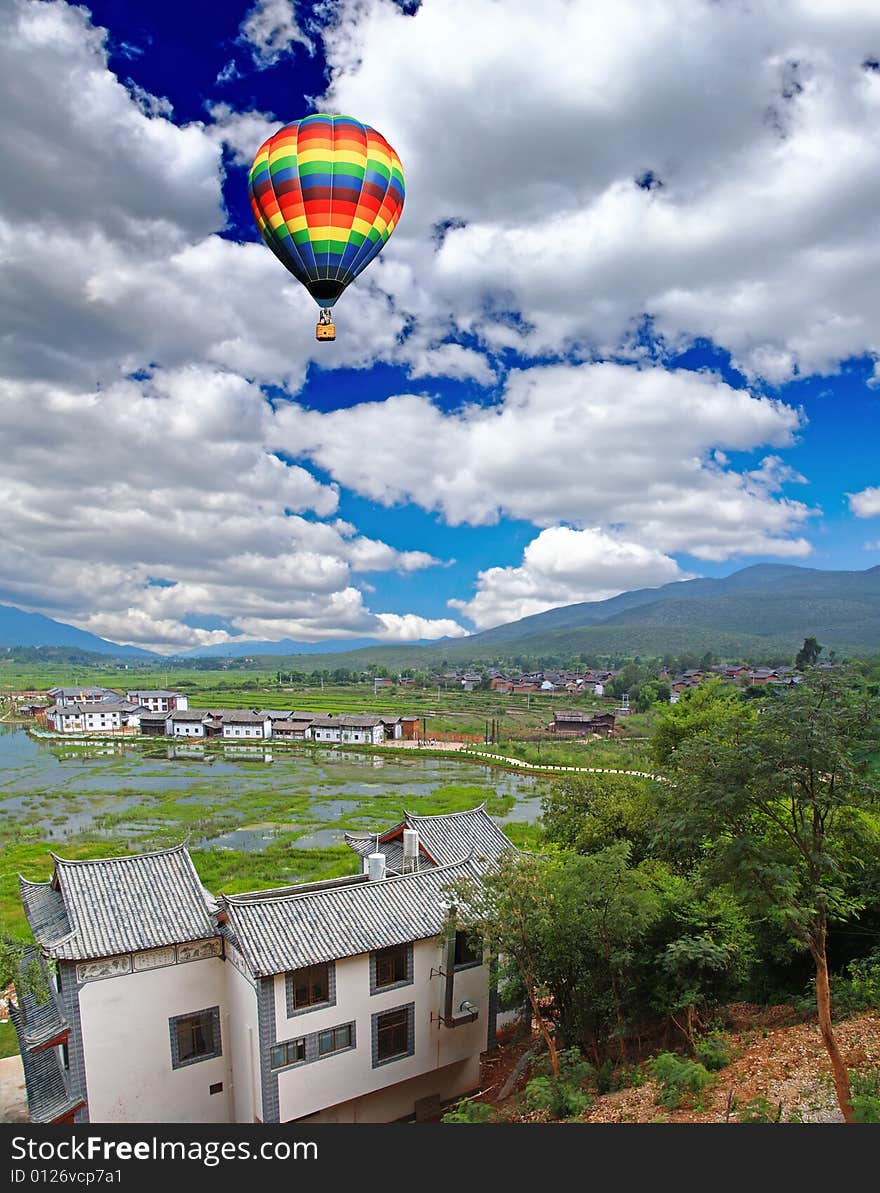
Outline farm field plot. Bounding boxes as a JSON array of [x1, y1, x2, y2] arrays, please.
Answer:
[[0, 725, 547, 941]]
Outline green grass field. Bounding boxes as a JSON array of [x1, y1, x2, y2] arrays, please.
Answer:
[[0, 1020, 20, 1059]]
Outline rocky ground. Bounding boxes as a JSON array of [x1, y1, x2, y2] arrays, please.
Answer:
[[474, 1006, 880, 1123]]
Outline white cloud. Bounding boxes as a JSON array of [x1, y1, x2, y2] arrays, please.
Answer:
[[207, 102, 280, 167], [239, 0, 315, 66], [321, 0, 880, 380], [849, 487, 880, 517], [450, 527, 688, 629], [0, 366, 462, 653], [285, 362, 814, 560]]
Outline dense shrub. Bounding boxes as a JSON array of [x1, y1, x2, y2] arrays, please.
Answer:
[[525, 1047, 595, 1119], [694, 1032, 732, 1072], [441, 1100, 498, 1124], [649, 1052, 714, 1109], [851, 1069, 880, 1123], [734, 1095, 782, 1123], [523, 1075, 592, 1119], [832, 952, 880, 1015]]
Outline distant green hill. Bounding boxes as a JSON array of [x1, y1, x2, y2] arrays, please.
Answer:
[[215, 563, 880, 669]]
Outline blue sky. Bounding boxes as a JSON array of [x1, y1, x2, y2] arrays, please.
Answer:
[[2, 0, 880, 653]]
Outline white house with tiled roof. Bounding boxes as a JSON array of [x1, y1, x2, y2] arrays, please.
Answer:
[[13, 807, 514, 1124], [125, 689, 188, 712]]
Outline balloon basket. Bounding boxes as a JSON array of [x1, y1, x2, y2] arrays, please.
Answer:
[[316, 320, 336, 341]]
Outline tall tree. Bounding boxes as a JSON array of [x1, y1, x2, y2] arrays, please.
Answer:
[[658, 668, 880, 1121], [795, 636, 823, 669]]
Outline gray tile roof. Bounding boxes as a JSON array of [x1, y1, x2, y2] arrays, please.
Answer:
[[312, 715, 382, 729], [126, 690, 181, 698], [220, 856, 485, 976], [9, 1002, 83, 1123], [20, 845, 218, 961], [19, 879, 73, 950], [220, 710, 268, 723], [168, 709, 211, 721], [344, 806, 514, 872], [9, 950, 69, 1051]]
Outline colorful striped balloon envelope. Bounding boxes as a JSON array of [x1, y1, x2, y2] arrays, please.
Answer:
[[248, 113, 405, 309]]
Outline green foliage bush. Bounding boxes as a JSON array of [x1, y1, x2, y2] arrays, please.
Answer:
[[851, 1069, 880, 1123], [734, 1095, 782, 1123], [649, 1052, 714, 1109], [523, 1075, 592, 1119], [694, 1032, 731, 1072], [525, 1047, 595, 1119], [441, 1100, 498, 1124], [831, 951, 880, 1015]]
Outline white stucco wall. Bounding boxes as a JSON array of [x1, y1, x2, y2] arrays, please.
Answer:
[[223, 943, 262, 1124], [171, 721, 205, 737], [272, 937, 488, 1123], [77, 951, 230, 1123], [221, 722, 271, 739]]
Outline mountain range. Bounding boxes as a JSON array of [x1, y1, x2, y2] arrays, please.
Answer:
[[0, 605, 156, 657], [3, 563, 880, 665]]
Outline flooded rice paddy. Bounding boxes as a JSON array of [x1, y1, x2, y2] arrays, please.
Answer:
[[0, 725, 547, 863]]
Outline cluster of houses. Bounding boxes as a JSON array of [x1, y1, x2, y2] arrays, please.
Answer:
[[11, 805, 519, 1124], [666, 664, 806, 701], [32, 687, 421, 744]]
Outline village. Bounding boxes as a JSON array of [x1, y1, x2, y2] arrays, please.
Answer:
[[5, 661, 810, 745]]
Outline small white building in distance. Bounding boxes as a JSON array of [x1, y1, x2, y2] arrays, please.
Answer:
[[125, 690, 189, 713], [47, 687, 117, 708], [45, 701, 143, 734], [14, 807, 514, 1124]]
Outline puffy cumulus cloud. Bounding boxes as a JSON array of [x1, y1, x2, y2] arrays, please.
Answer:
[[849, 487, 880, 517], [206, 102, 281, 166], [322, 0, 880, 380], [0, 0, 222, 241], [450, 527, 689, 629], [284, 362, 814, 559], [373, 613, 469, 641], [0, 367, 459, 652], [0, 1, 417, 390], [239, 0, 315, 67]]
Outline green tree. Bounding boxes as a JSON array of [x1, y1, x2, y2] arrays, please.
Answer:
[[657, 668, 880, 1122], [651, 676, 751, 768], [795, 636, 823, 669], [541, 774, 661, 864], [454, 845, 663, 1065]]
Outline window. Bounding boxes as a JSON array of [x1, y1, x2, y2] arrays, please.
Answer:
[[317, 1024, 353, 1056], [372, 943, 411, 993], [373, 1004, 414, 1067], [454, 930, 483, 969], [169, 1007, 221, 1069], [286, 962, 335, 1016], [271, 1037, 306, 1069]]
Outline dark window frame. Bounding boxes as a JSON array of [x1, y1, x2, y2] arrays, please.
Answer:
[[169, 1006, 222, 1070], [285, 961, 336, 1017], [317, 1023, 354, 1057], [270, 1037, 307, 1070], [453, 930, 484, 971], [372, 1002, 415, 1068], [369, 942, 413, 995]]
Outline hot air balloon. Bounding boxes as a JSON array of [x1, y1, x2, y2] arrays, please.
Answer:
[[248, 113, 405, 342]]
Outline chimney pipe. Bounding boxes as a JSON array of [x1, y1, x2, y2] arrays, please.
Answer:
[[402, 828, 419, 873]]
